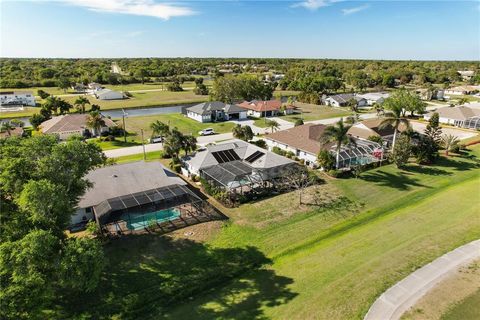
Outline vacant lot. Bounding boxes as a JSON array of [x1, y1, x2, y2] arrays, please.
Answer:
[[115, 113, 236, 141], [281, 102, 353, 122], [55, 145, 480, 319]]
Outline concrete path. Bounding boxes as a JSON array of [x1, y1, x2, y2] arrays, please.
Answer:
[[364, 239, 480, 320]]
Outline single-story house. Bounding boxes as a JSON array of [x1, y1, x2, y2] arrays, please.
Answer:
[[347, 118, 408, 145], [458, 70, 475, 81], [238, 99, 294, 118], [356, 92, 390, 105], [265, 123, 383, 169], [182, 139, 296, 192], [423, 106, 480, 127], [444, 86, 478, 96], [74, 161, 208, 235], [324, 94, 367, 108], [0, 126, 24, 139], [0, 91, 35, 107], [186, 101, 248, 123], [94, 89, 124, 100], [416, 88, 445, 101], [39, 113, 116, 140], [88, 82, 103, 91], [71, 83, 87, 93]]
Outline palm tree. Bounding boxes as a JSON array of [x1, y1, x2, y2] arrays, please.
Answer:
[[86, 111, 105, 136], [150, 120, 170, 141], [380, 101, 410, 151], [74, 96, 90, 114], [232, 124, 244, 140], [441, 134, 459, 156], [457, 97, 469, 106], [320, 118, 355, 169], [1, 122, 13, 136], [266, 119, 279, 133], [182, 135, 197, 156]]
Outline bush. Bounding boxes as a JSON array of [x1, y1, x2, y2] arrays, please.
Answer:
[[317, 150, 336, 171], [294, 119, 304, 126], [250, 139, 267, 149], [327, 169, 341, 178], [367, 135, 383, 144], [286, 151, 295, 158], [390, 134, 412, 168], [272, 146, 287, 156], [103, 135, 116, 142]]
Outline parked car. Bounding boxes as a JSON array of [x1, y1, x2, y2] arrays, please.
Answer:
[[198, 128, 215, 136], [149, 136, 163, 144]]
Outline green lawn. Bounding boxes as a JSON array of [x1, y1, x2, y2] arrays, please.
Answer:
[[54, 146, 480, 319], [118, 113, 236, 141], [281, 102, 353, 122], [87, 139, 142, 150], [113, 150, 164, 164], [441, 289, 480, 320]]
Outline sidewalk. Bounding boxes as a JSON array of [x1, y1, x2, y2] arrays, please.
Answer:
[[364, 239, 480, 320]]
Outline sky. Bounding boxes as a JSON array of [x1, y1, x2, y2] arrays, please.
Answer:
[[0, 0, 479, 60]]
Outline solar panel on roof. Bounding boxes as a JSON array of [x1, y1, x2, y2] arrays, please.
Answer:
[[245, 151, 264, 163], [212, 149, 240, 163]]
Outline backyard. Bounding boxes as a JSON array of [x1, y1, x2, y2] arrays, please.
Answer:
[[281, 102, 353, 122], [54, 145, 480, 319]]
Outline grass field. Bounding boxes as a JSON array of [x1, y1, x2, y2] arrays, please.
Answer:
[[117, 113, 236, 141], [55, 145, 480, 319], [442, 289, 480, 320], [282, 102, 353, 122], [113, 150, 164, 164]]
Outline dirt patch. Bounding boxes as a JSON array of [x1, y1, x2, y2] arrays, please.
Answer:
[[401, 259, 480, 320], [167, 220, 225, 242]]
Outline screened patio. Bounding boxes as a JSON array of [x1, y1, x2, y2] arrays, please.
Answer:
[[335, 140, 384, 169], [93, 184, 217, 235], [463, 116, 480, 130]]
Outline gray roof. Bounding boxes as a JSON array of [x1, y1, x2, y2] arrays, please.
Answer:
[[185, 139, 294, 172], [186, 101, 247, 115], [327, 94, 365, 104], [78, 161, 186, 208]]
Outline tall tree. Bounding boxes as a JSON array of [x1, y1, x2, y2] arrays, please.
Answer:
[[150, 120, 170, 141], [320, 118, 355, 169], [74, 96, 90, 114], [380, 97, 410, 151], [86, 111, 105, 136], [181, 135, 197, 156]]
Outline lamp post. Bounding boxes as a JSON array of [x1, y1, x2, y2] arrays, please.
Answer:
[[122, 109, 128, 143]]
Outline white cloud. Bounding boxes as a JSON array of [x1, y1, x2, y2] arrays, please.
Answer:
[[342, 4, 370, 15], [292, 0, 342, 11], [60, 0, 196, 20]]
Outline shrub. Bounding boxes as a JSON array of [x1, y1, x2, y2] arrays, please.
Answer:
[[272, 146, 286, 156], [390, 134, 412, 168], [367, 135, 383, 144], [317, 150, 336, 171], [286, 151, 295, 158], [250, 139, 267, 149], [294, 119, 304, 126], [327, 169, 340, 177]]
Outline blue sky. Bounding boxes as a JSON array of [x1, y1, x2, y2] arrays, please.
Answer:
[[1, 0, 479, 60]]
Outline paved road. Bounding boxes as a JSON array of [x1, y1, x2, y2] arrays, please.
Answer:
[[364, 239, 480, 320], [409, 121, 477, 140]]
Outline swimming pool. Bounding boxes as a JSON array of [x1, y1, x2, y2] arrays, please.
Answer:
[[120, 208, 180, 230]]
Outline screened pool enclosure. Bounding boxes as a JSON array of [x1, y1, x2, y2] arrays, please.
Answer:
[[334, 139, 384, 169]]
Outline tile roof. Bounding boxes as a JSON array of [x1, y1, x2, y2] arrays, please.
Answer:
[[40, 113, 116, 134], [265, 123, 332, 155], [186, 101, 247, 115], [238, 100, 294, 112], [347, 118, 407, 140], [429, 106, 480, 121]]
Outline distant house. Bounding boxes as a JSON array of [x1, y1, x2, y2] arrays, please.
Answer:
[[347, 118, 408, 145], [88, 82, 103, 91], [265, 123, 383, 169], [186, 101, 247, 123], [445, 86, 478, 96], [356, 92, 390, 105], [238, 99, 294, 118], [74, 161, 210, 234], [0, 91, 35, 107], [40, 113, 116, 140], [71, 83, 87, 93], [423, 106, 480, 127], [324, 94, 367, 108], [0, 126, 24, 139], [416, 88, 445, 101], [458, 70, 475, 81], [94, 89, 124, 100]]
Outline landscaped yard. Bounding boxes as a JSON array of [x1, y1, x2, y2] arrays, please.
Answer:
[[54, 145, 480, 319], [116, 113, 236, 141], [281, 102, 353, 122]]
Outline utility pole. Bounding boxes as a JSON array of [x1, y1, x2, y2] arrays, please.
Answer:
[[122, 109, 127, 143], [141, 129, 146, 160], [263, 100, 267, 124]]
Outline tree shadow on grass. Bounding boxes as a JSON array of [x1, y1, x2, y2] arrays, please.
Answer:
[[360, 170, 430, 191], [60, 235, 296, 320], [436, 155, 480, 172], [401, 164, 452, 176]]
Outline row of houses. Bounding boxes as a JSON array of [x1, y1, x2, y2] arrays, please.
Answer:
[[185, 99, 294, 123], [0, 91, 36, 107]]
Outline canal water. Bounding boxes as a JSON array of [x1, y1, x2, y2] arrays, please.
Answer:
[[5, 103, 191, 127]]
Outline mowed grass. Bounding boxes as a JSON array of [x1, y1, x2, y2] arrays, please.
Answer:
[[117, 113, 236, 140], [56, 146, 480, 319], [442, 289, 480, 320], [281, 102, 353, 122]]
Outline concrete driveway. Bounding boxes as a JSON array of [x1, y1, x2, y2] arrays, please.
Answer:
[[409, 121, 477, 140]]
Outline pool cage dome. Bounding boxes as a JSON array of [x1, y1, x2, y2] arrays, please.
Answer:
[[334, 139, 384, 169], [463, 116, 480, 130]]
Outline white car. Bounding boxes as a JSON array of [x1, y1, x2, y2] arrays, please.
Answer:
[[198, 128, 215, 136], [148, 136, 163, 144]]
